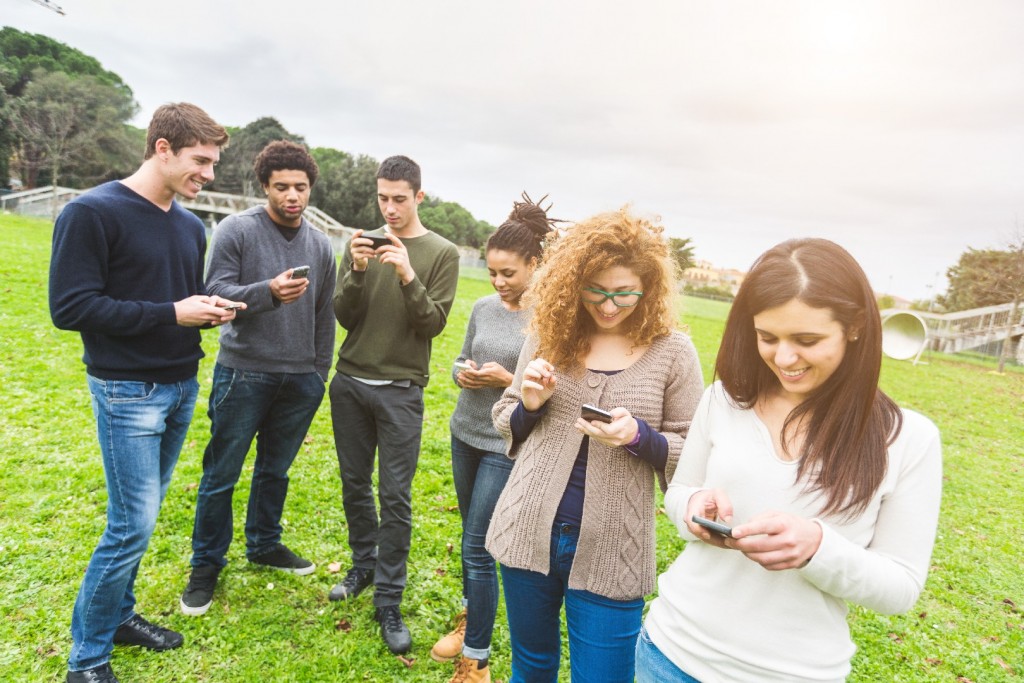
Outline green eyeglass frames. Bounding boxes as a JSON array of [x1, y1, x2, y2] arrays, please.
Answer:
[[581, 287, 644, 308]]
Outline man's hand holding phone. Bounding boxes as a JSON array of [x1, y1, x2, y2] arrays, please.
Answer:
[[270, 266, 309, 304]]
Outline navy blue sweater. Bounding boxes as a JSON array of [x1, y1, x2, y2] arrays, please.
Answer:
[[49, 181, 208, 382]]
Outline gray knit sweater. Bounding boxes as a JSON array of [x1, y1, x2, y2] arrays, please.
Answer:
[[449, 294, 530, 453], [485, 331, 705, 600], [206, 207, 337, 379]]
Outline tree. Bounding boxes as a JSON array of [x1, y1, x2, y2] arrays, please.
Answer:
[[209, 117, 305, 196], [9, 69, 137, 205], [1, 27, 135, 187], [668, 237, 696, 276], [940, 236, 1024, 372], [419, 197, 494, 247], [309, 148, 379, 228]]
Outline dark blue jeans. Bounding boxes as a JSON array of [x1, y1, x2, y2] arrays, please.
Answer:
[[450, 436, 513, 658], [190, 363, 325, 568], [71, 376, 198, 672], [501, 524, 645, 682]]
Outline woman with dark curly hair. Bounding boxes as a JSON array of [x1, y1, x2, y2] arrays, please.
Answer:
[[484, 207, 705, 682], [637, 238, 942, 683], [430, 193, 556, 683]]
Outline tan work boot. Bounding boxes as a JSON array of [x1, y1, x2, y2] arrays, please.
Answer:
[[449, 656, 491, 683], [430, 609, 467, 662]]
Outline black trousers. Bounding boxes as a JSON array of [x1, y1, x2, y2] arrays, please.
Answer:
[[329, 373, 424, 607]]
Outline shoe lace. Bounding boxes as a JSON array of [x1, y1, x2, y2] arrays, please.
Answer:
[[450, 657, 474, 682], [379, 606, 403, 632], [128, 615, 162, 638], [344, 568, 368, 589]]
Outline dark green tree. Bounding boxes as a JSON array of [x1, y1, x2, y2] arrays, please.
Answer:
[[10, 69, 137, 195], [309, 147, 379, 228], [208, 117, 304, 196]]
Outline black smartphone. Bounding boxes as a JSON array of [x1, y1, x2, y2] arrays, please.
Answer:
[[581, 404, 614, 423], [691, 515, 734, 538], [290, 265, 310, 279], [364, 234, 391, 249]]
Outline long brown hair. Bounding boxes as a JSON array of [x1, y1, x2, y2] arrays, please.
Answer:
[[527, 207, 677, 371], [716, 238, 902, 516]]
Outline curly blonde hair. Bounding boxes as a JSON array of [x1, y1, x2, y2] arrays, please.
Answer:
[[526, 206, 678, 370]]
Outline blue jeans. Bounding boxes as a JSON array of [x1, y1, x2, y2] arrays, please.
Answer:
[[70, 376, 199, 671], [635, 625, 702, 683], [501, 525, 644, 682], [450, 437, 513, 658], [191, 363, 325, 567]]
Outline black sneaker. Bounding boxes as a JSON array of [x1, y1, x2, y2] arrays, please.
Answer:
[[248, 544, 316, 576], [180, 564, 221, 616], [112, 614, 183, 651], [328, 566, 374, 601], [374, 605, 412, 654], [66, 663, 119, 683]]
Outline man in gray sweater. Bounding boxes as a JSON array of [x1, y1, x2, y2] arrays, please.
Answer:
[[180, 141, 337, 616]]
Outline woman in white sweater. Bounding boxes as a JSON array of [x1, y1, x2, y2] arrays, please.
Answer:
[[638, 238, 943, 683]]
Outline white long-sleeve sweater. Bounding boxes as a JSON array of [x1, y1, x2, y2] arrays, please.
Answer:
[[644, 382, 942, 683]]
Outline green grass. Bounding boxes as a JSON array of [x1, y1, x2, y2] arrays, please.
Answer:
[[1, 213, 1021, 682]]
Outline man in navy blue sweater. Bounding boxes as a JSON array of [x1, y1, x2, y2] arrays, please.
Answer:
[[49, 102, 232, 683]]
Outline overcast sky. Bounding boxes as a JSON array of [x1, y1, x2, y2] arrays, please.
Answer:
[[7, 0, 1024, 299]]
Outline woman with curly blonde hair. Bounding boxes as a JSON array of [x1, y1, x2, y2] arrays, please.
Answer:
[[484, 207, 705, 682]]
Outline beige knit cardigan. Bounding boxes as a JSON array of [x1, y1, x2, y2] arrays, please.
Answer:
[[485, 331, 704, 600]]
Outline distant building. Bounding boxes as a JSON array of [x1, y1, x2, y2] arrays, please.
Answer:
[[682, 259, 746, 296]]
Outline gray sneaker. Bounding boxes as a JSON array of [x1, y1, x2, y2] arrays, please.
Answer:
[[375, 605, 412, 654], [180, 565, 221, 616], [328, 566, 374, 601], [248, 544, 316, 576]]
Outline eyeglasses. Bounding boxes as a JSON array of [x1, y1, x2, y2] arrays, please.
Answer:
[[581, 287, 644, 308]]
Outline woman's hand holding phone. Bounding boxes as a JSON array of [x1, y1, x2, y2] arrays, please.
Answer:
[[576, 407, 639, 447], [520, 358, 556, 411], [685, 489, 735, 548], [458, 361, 514, 390]]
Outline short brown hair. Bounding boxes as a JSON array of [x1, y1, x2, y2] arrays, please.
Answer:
[[145, 102, 229, 159]]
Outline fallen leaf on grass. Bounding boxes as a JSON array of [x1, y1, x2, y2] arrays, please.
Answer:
[[887, 633, 903, 643], [328, 561, 342, 573], [396, 655, 415, 668], [996, 658, 1015, 674], [335, 619, 351, 632], [956, 677, 975, 682], [184, 482, 198, 491], [1002, 598, 1017, 611], [925, 658, 943, 666], [304, 434, 314, 444], [35, 645, 59, 658], [446, 543, 454, 554], [435, 568, 446, 576]]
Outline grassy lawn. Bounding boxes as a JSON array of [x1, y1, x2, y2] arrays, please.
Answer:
[[1, 213, 1021, 682]]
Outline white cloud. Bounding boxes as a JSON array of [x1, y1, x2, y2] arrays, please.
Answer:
[[6, 0, 1024, 298]]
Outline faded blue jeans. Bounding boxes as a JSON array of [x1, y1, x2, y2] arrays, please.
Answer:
[[69, 376, 198, 672], [501, 524, 645, 682], [190, 363, 325, 568], [450, 436, 513, 658]]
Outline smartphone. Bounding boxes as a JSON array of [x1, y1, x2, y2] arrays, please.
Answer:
[[691, 515, 734, 538], [454, 360, 474, 370], [364, 234, 391, 250], [290, 265, 310, 279], [581, 404, 614, 423], [223, 303, 243, 311]]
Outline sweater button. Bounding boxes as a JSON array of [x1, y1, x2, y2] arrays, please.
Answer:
[[587, 376, 601, 388]]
